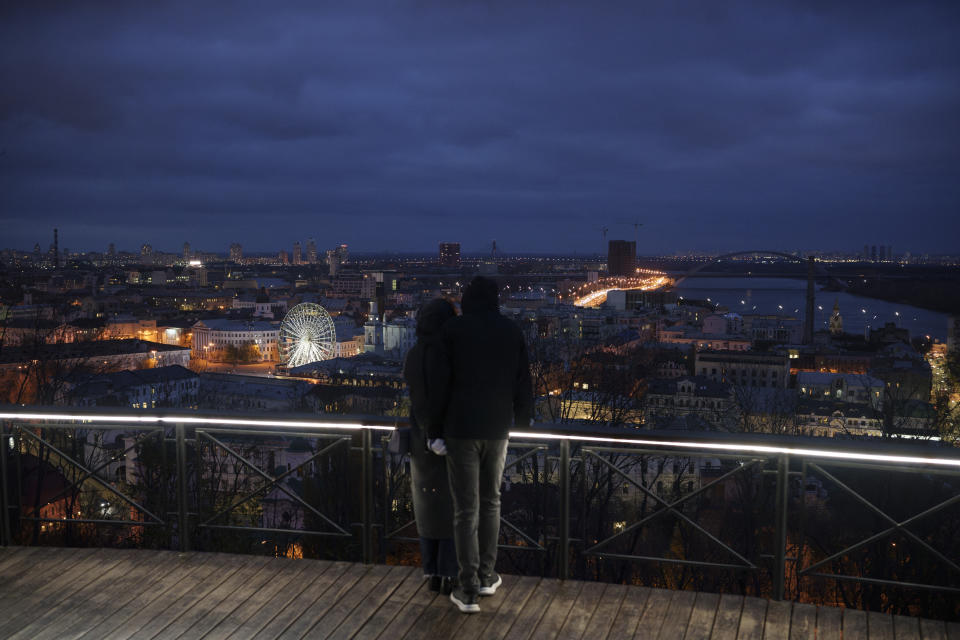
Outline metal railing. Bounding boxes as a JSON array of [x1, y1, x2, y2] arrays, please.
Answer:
[[2, 407, 959, 617]]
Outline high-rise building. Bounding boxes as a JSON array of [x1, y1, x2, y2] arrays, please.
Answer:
[[229, 243, 243, 263], [887, 245, 893, 262], [439, 242, 461, 267], [878, 246, 886, 262], [108, 243, 116, 257], [608, 240, 636, 276], [140, 244, 154, 265], [307, 238, 317, 264], [293, 242, 302, 265], [183, 242, 191, 261], [279, 250, 289, 265], [326, 244, 348, 276], [863, 245, 869, 261], [871, 245, 877, 262]]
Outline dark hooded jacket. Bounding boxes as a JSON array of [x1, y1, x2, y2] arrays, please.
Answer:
[[426, 278, 534, 440], [402, 299, 456, 539]]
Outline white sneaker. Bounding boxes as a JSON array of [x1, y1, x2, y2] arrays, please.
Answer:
[[478, 573, 502, 596]]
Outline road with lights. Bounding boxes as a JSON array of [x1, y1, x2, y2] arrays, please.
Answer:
[[571, 273, 672, 307]]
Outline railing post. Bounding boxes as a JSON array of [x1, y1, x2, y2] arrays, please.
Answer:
[[361, 428, 373, 564], [774, 453, 789, 600], [175, 422, 190, 553], [0, 422, 10, 547], [559, 438, 570, 580]]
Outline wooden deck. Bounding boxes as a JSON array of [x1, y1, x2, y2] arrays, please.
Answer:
[[0, 546, 957, 640]]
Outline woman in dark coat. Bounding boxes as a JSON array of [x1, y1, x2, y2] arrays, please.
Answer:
[[403, 298, 457, 593]]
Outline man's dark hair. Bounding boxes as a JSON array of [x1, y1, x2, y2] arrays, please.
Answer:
[[460, 276, 499, 314]]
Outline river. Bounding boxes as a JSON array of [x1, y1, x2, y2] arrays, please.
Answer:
[[673, 277, 951, 342]]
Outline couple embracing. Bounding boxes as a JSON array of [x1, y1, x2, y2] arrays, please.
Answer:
[[403, 276, 533, 614]]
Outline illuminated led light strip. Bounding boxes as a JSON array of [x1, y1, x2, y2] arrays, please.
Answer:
[[0, 412, 393, 432], [509, 431, 960, 468]]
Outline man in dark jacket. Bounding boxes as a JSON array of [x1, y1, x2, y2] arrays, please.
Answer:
[[427, 276, 533, 613]]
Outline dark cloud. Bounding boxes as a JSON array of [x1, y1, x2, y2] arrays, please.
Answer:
[[1, 0, 958, 254]]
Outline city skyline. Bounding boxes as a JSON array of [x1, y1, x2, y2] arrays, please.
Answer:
[[2, 1, 959, 253]]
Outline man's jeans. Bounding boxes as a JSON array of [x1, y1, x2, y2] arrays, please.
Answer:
[[445, 438, 509, 595]]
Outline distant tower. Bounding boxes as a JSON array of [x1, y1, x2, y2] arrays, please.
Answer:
[[439, 242, 461, 267], [491, 240, 497, 258], [608, 240, 636, 276], [803, 256, 815, 344], [53, 228, 59, 269], [871, 245, 877, 262], [229, 243, 243, 263], [829, 299, 844, 336], [183, 242, 191, 261], [108, 243, 116, 257], [307, 238, 317, 264], [887, 245, 893, 262], [279, 250, 289, 265], [293, 242, 302, 265]]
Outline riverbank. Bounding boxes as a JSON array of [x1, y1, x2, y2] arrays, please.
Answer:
[[837, 277, 960, 316]]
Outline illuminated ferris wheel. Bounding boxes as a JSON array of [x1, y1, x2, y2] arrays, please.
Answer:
[[279, 303, 336, 368]]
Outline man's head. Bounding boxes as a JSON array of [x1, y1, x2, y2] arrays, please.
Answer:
[[460, 276, 499, 314]]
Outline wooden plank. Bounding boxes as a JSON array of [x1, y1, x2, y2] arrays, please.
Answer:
[[788, 603, 816, 640], [762, 600, 791, 640], [240, 560, 349, 640], [38, 550, 188, 640], [0, 545, 43, 573], [350, 569, 431, 640], [16, 549, 175, 640], [154, 555, 283, 640], [633, 588, 672, 639], [403, 592, 468, 640], [361, 569, 438, 640], [528, 578, 583, 640], [0, 546, 69, 595], [842, 608, 868, 640], [815, 606, 841, 639], [0, 546, 93, 600], [894, 615, 922, 640], [134, 554, 273, 640], [946, 621, 960, 640], [557, 580, 606, 640], [273, 562, 376, 640], [584, 583, 627, 640], [709, 593, 742, 640], [734, 596, 766, 640], [326, 565, 414, 640], [460, 575, 540, 640], [867, 611, 895, 640], [602, 585, 649, 640], [248, 561, 353, 640], [78, 552, 216, 640], [501, 578, 562, 640], [204, 557, 319, 640], [0, 547, 120, 637], [656, 589, 696, 640], [281, 563, 391, 640], [683, 592, 719, 640], [103, 552, 257, 640], [920, 618, 948, 640]]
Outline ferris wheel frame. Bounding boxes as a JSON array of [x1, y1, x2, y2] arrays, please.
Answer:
[[279, 302, 337, 368]]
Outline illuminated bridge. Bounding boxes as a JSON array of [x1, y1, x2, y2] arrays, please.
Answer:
[[2, 408, 959, 638]]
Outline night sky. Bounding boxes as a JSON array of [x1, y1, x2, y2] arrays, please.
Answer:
[[2, 1, 958, 255]]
